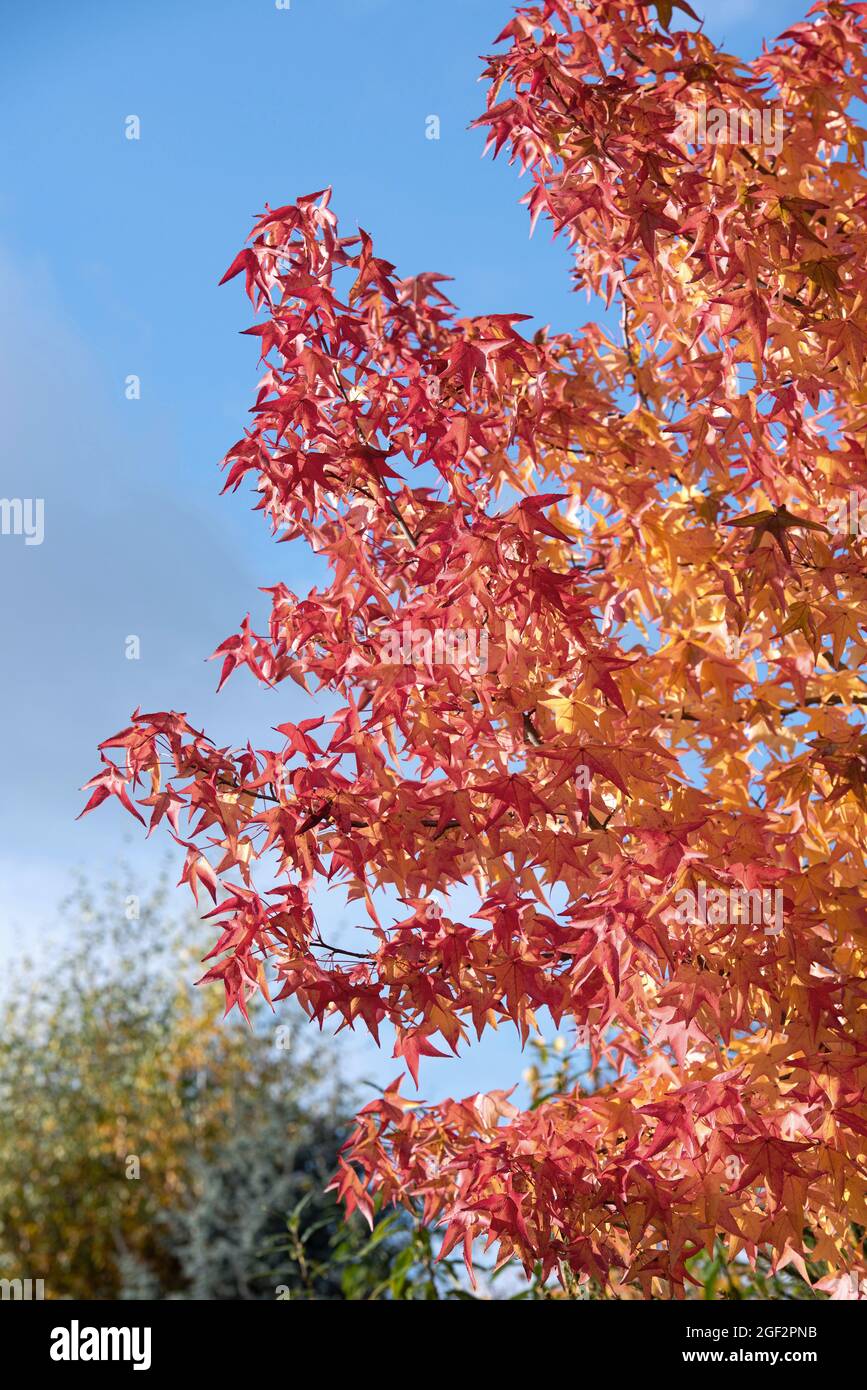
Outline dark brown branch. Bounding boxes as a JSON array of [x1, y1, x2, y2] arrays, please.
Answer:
[[312, 933, 372, 962]]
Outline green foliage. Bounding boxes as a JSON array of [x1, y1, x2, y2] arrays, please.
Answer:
[[0, 875, 428, 1299]]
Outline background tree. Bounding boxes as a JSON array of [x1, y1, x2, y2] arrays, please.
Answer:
[[82, 0, 867, 1297], [0, 877, 470, 1300]]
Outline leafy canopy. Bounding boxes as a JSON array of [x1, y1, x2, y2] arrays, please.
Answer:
[[82, 0, 867, 1297]]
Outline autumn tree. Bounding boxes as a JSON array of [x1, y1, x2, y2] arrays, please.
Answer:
[[82, 0, 867, 1297]]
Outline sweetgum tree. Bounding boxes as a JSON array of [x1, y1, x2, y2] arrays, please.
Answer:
[[83, 0, 867, 1297]]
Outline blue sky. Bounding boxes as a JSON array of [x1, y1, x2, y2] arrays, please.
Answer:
[[0, 0, 809, 1100]]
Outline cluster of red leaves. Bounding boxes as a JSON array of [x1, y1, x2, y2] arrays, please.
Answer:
[[83, 1, 867, 1295]]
